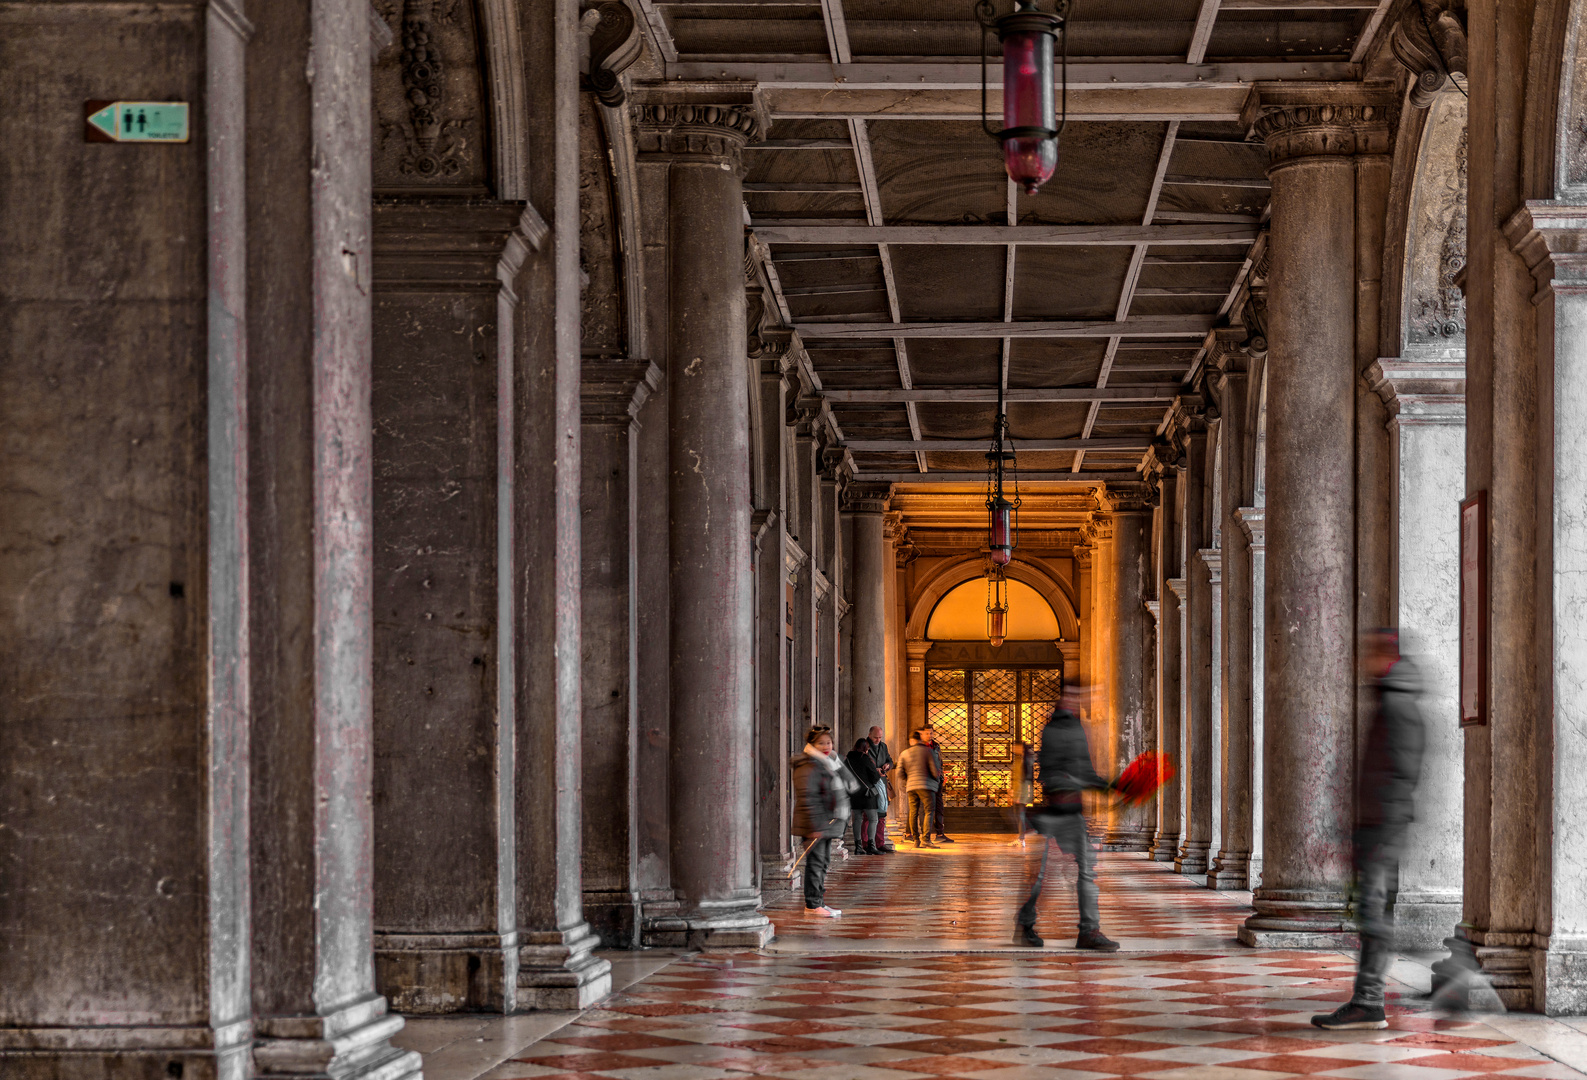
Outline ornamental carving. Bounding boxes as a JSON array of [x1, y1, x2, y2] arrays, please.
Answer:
[[580, 0, 642, 108], [1409, 128, 1468, 344], [371, 0, 486, 190], [1248, 100, 1396, 163], [633, 103, 764, 163], [1389, 0, 1468, 109]]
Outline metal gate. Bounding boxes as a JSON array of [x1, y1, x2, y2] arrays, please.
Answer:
[[925, 667, 1063, 807]]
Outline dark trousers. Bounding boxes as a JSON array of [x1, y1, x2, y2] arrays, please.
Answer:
[[1018, 812, 1099, 932], [907, 790, 932, 841], [803, 837, 832, 909], [932, 785, 947, 836], [1353, 826, 1404, 1007], [852, 809, 880, 850]]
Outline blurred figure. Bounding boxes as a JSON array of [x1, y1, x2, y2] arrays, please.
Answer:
[[896, 730, 940, 848], [846, 737, 884, 855], [921, 726, 954, 843], [1313, 630, 1426, 1030], [865, 726, 898, 852], [791, 725, 856, 917], [1010, 741, 1035, 846], [1016, 686, 1121, 951]]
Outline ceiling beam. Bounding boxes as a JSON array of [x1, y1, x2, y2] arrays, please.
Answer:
[[1187, 0, 1220, 64], [822, 387, 1181, 403], [845, 437, 1152, 451], [663, 60, 1357, 89], [1351, 0, 1398, 63], [763, 87, 1247, 121], [755, 223, 1259, 246], [858, 472, 1131, 483], [795, 315, 1216, 340]]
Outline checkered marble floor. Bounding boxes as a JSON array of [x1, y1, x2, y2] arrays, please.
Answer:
[[762, 834, 1248, 945], [484, 949, 1584, 1080]]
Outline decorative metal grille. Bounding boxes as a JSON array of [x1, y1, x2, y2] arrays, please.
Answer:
[[925, 662, 1063, 807]]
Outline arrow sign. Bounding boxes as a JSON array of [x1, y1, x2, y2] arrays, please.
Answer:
[[84, 101, 190, 143]]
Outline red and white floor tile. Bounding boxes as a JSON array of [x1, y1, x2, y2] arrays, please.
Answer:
[[421, 837, 1587, 1080]]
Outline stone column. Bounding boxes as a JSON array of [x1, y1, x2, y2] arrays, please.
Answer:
[[819, 458, 845, 737], [790, 413, 821, 739], [1211, 339, 1255, 890], [370, 202, 537, 1012], [1103, 485, 1155, 851], [1178, 416, 1214, 875], [1240, 85, 1393, 946], [579, 362, 662, 947], [847, 483, 892, 743], [1151, 465, 1184, 861], [636, 86, 774, 948], [1238, 505, 1267, 886], [754, 354, 793, 886], [1073, 542, 1094, 689], [1368, 358, 1466, 948]]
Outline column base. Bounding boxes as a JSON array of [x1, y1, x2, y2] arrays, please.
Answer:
[[643, 896, 775, 949], [518, 922, 612, 1010], [254, 995, 423, 1080], [1390, 892, 1461, 950], [375, 931, 518, 1014], [1207, 850, 1250, 890], [1540, 933, 1587, 1015], [583, 888, 642, 949], [1175, 840, 1210, 875], [1102, 825, 1153, 852], [1148, 831, 1180, 862], [1238, 888, 1356, 948], [0, 1022, 254, 1080], [1445, 929, 1537, 1011]]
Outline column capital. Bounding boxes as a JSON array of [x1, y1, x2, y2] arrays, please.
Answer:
[[1387, 0, 1468, 109], [1505, 201, 1587, 296], [1143, 438, 1182, 478], [1235, 506, 1265, 549], [1073, 542, 1093, 571], [1165, 577, 1186, 601], [842, 481, 892, 514], [1241, 81, 1398, 166], [1100, 481, 1156, 515], [1366, 357, 1466, 425], [1198, 547, 1223, 584], [1165, 394, 1209, 448], [630, 82, 767, 165], [1204, 325, 1257, 384], [580, 360, 662, 425]]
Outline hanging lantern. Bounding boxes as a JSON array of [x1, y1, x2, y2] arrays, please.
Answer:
[[975, 0, 1071, 195], [989, 495, 1014, 566], [987, 569, 1009, 648], [986, 386, 1021, 568]]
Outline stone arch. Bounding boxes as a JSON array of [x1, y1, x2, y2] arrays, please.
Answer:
[[905, 556, 1081, 642]]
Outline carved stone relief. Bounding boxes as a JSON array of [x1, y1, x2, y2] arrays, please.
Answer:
[[1403, 98, 1468, 353], [579, 96, 626, 357], [372, 0, 490, 192]]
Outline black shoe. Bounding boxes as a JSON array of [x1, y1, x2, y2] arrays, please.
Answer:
[[862, 845, 880, 855], [1311, 1003, 1387, 1030], [1013, 925, 1045, 947], [1076, 930, 1121, 952], [935, 835, 955, 843]]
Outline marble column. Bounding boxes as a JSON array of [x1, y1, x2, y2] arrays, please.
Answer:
[[1151, 466, 1184, 862], [1238, 505, 1267, 887], [370, 202, 537, 1012], [790, 412, 821, 739], [1368, 358, 1466, 949], [819, 458, 845, 737], [754, 354, 793, 887], [637, 86, 774, 948], [1178, 416, 1214, 875], [1210, 340, 1255, 890], [1240, 85, 1393, 946], [1074, 542, 1095, 689], [847, 484, 892, 744], [1103, 485, 1155, 851], [579, 362, 662, 947]]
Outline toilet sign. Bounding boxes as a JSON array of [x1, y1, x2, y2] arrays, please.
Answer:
[[85, 101, 190, 143]]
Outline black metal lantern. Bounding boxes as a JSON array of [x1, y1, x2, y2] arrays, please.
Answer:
[[976, 0, 1072, 195], [986, 567, 1010, 648], [986, 386, 1021, 567]]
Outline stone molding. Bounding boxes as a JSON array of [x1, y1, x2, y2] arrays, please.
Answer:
[[1100, 481, 1156, 514], [1198, 547, 1222, 585], [1241, 81, 1398, 165], [785, 534, 809, 580], [372, 199, 547, 286], [842, 480, 892, 513], [1146, 599, 1161, 624], [1164, 394, 1208, 449], [1235, 506, 1265, 549], [1388, 0, 1468, 109], [580, 360, 662, 426], [1505, 202, 1587, 296], [1073, 543, 1093, 571], [1367, 357, 1466, 426], [814, 567, 833, 609], [580, 0, 643, 108], [630, 82, 767, 165], [1165, 577, 1186, 601]]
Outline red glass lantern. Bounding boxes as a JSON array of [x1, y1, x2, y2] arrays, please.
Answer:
[[977, 0, 1070, 195], [989, 496, 1014, 566]]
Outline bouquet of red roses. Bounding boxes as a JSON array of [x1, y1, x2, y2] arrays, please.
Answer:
[[1114, 751, 1174, 805]]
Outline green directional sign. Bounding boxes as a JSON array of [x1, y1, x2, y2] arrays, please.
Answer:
[[84, 101, 190, 143]]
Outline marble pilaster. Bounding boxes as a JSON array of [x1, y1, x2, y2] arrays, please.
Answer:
[[754, 356, 794, 886], [1178, 417, 1214, 876], [1152, 465, 1185, 862], [1103, 485, 1156, 851], [1237, 506, 1267, 888], [846, 483, 892, 747]]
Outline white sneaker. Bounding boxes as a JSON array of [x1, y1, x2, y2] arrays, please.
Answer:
[[809, 906, 842, 918]]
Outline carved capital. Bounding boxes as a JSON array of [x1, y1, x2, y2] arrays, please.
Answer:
[[842, 481, 892, 514], [1389, 0, 1468, 109], [1243, 82, 1398, 165], [1203, 326, 1252, 382], [1143, 438, 1182, 478], [1101, 481, 1156, 515], [630, 84, 766, 165]]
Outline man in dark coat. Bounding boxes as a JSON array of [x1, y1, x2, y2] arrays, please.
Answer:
[[921, 727, 954, 843], [1313, 631, 1426, 1030], [865, 726, 897, 852], [1016, 691, 1120, 951]]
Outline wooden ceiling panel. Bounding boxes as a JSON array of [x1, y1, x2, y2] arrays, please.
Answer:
[[1007, 341, 1108, 388], [1013, 246, 1134, 320], [1015, 122, 1168, 225], [1204, 12, 1366, 60], [1007, 401, 1092, 440], [867, 121, 1008, 224], [891, 246, 1006, 320], [667, 14, 827, 56], [807, 345, 904, 390], [904, 339, 1002, 386], [916, 401, 1000, 438]]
